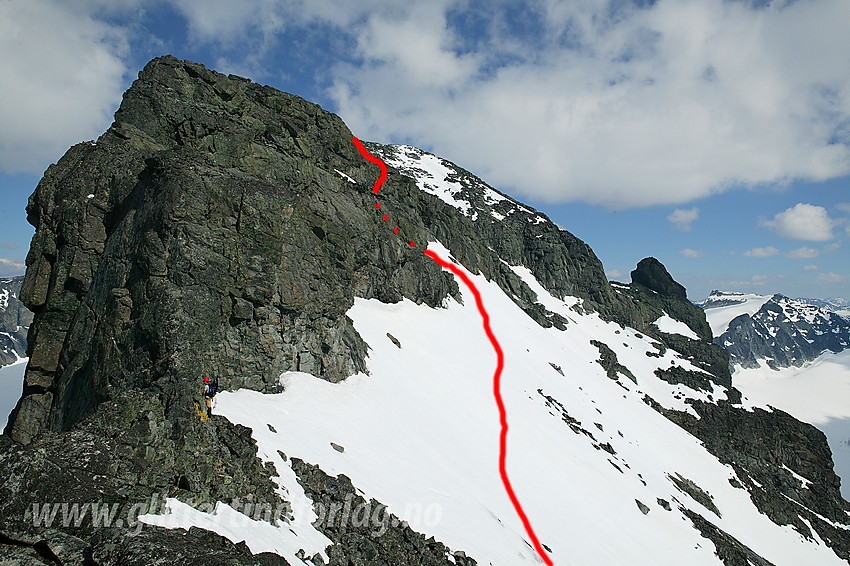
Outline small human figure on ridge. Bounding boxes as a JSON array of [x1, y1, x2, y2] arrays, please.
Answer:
[[203, 376, 217, 417]]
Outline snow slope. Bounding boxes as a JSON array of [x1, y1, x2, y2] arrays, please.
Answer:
[[700, 292, 773, 338], [145, 243, 847, 565], [653, 313, 700, 340], [734, 351, 850, 501]]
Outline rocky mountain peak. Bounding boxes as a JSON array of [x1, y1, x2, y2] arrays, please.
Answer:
[[631, 256, 687, 299], [2, 57, 849, 565], [8, 55, 652, 446]]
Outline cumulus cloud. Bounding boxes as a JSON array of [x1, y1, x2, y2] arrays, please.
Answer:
[[605, 269, 623, 280], [0, 0, 132, 174], [668, 208, 699, 231], [6, 0, 850, 208], [679, 248, 705, 258], [727, 274, 768, 287], [785, 246, 820, 259], [759, 203, 836, 241], [819, 272, 848, 283], [743, 246, 779, 257], [0, 258, 25, 274], [326, 0, 850, 208], [804, 264, 819, 271]]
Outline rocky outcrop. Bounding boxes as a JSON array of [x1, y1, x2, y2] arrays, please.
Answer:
[[8, 55, 626, 447], [0, 408, 289, 565], [658, 399, 850, 562], [0, 276, 32, 367], [291, 459, 477, 566], [3, 56, 475, 563], [607, 259, 731, 391], [631, 257, 687, 300]]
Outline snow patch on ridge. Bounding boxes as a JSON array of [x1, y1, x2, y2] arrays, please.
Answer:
[[377, 145, 549, 226], [334, 168, 356, 184], [140, 497, 331, 564], [653, 314, 700, 340], [380, 146, 477, 219]]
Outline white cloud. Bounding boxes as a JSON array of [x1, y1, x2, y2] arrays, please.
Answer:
[[326, 0, 850, 208], [727, 274, 768, 287], [743, 246, 779, 257], [759, 203, 836, 241], [605, 269, 623, 279], [819, 272, 848, 283], [668, 208, 699, 231], [785, 246, 820, 259], [804, 264, 819, 271], [169, 0, 286, 46], [6, 0, 850, 208], [824, 241, 841, 253], [679, 248, 705, 258], [836, 202, 850, 214], [1, 242, 18, 250], [0, 0, 132, 174], [0, 258, 25, 274]]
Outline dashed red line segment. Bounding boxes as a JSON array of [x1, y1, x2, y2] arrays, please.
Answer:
[[351, 137, 553, 566]]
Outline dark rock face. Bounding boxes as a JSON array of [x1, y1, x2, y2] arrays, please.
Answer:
[[590, 339, 636, 383], [611, 262, 731, 390], [0, 276, 32, 367], [291, 459, 477, 566], [3, 55, 479, 564], [0, 417, 289, 566], [661, 401, 850, 562], [631, 257, 687, 300], [9, 55, 624, 446], [711, 294, 850, 369]]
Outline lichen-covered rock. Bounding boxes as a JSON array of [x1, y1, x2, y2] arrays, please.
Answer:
[[291, 458, 477, 566]]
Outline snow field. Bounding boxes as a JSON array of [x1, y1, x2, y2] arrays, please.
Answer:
[[139, 241, 848, 565]]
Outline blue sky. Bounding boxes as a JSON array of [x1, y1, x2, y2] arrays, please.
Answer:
[[1, 0, 848, 300]]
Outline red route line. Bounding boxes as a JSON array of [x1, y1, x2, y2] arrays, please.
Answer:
[[424, 250, 554, 566], [352, 137, 387, 194], [352, 136, 553, 566]]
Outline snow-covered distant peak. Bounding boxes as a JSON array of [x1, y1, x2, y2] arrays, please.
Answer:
[[373, 144, 547, 224], [799, 297, 850, 318], [699, 291, 772, 338], [702, 291, 850, 370], [772, 295, 831, 326]]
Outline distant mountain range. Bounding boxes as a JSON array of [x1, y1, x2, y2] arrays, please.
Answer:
[[0, 276, 31, 367], [699, 290, 850, 369]]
